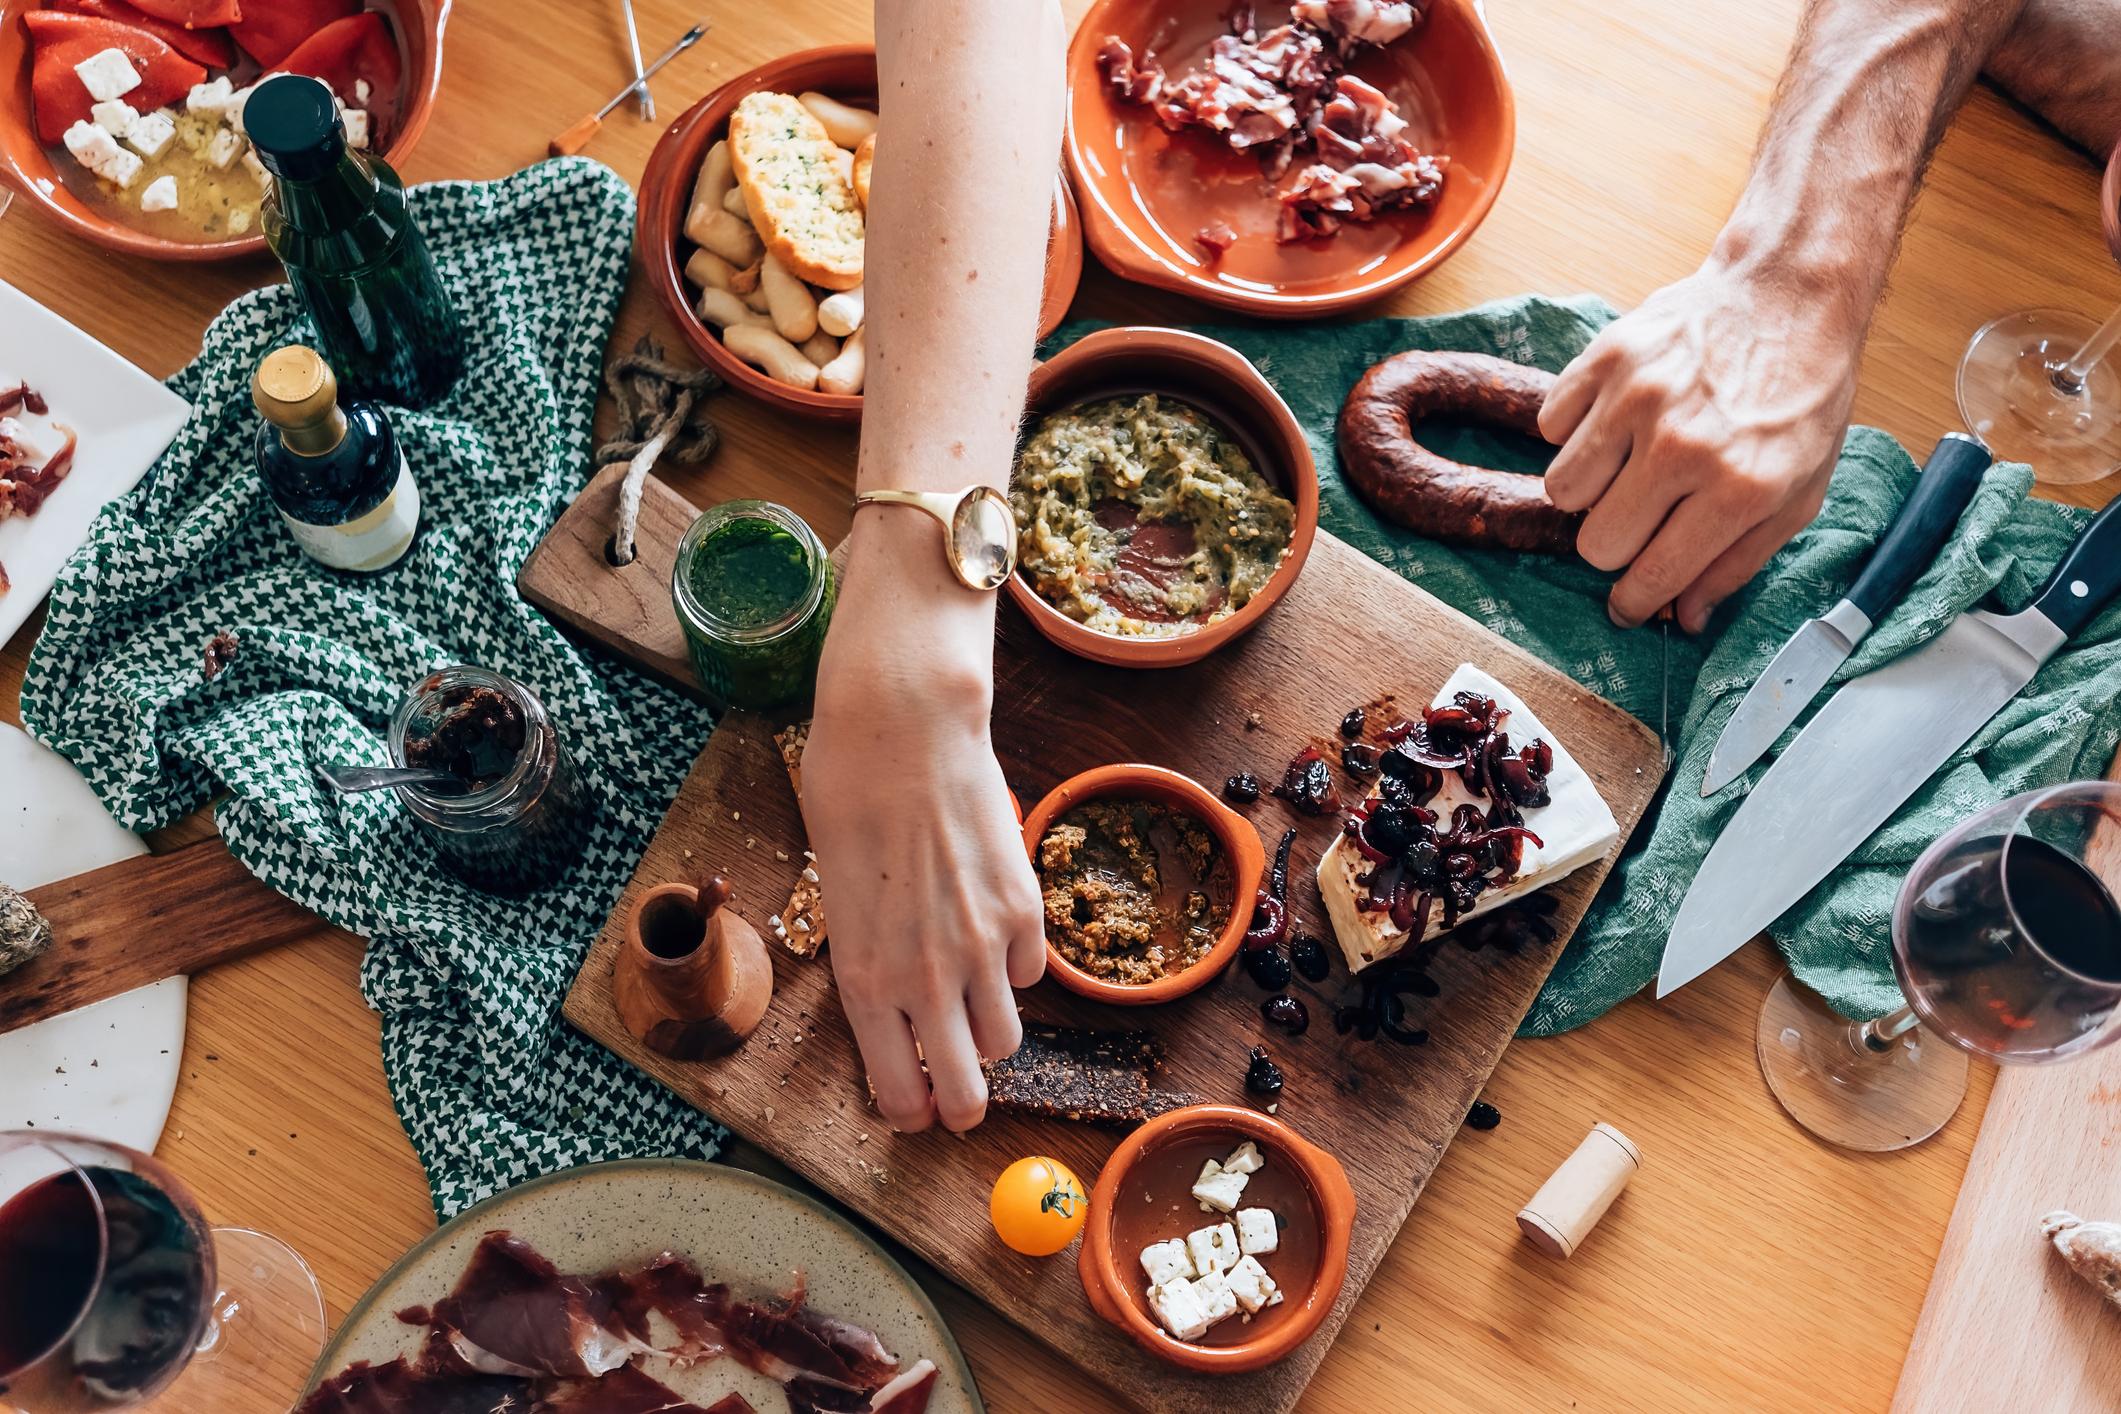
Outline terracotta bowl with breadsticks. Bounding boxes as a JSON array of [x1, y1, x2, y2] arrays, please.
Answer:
[[638, 44, 1086, 422]]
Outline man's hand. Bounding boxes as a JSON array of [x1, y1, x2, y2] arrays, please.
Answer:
[[799, 594, 1045, 1134], [1538, 264, 1860, 632]]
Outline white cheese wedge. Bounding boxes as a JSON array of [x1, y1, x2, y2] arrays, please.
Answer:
[[1193, 1267, 1240, 1327], [1186, 1222, 1241, 1275], [139, 175, 178, 212], [1221, 1140, 1264, 1176], [1225, 1254, 1280, 1314], [1190, 1159, 1248, 1213], [1235, 1207, 1278, 1256], [1140, 1238, 1193, 1288], [124, 108, 175, 159], [74, 48, 141, 103], [1148, 1276, 1211, 1341], [1318, 663, 1621, 974]]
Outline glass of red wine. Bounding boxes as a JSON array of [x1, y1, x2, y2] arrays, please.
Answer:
[[1956, 141, 2121, 484], [0, 1133, 326, 1412], [1756, 781, 2121, 1151]]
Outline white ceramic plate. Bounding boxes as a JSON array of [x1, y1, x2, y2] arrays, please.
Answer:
[[0, 278, 190, 648], [310, 1158, 984, 1412]]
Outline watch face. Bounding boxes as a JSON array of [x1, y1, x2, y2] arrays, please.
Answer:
[[950, 486, 1018, 591]]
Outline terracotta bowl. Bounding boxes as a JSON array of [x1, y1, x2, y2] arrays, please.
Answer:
[[1064, 0, 1514, 317], [638, 44, 1085, 424], [0, 0, 450, 261], [1007, 325, 1318, 669], [1079, 1103, 1355, 1372], [1021, 763, 1265, 1007]]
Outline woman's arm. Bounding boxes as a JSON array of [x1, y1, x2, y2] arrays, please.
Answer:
[[797, 0, 1065, 1133]]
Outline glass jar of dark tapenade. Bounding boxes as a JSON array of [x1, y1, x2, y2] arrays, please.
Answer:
[[388, 665, 592, 894], [671, 500, 835, 712]]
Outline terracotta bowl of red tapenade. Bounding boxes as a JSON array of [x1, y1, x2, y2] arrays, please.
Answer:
[[1023, 762, 1265, 1006], [1080, 1103, 1355, 1372], [1008, 326, 1318, 669]]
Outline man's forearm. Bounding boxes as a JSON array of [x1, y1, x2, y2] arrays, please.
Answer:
[[1711, 0, 2029, 330], [1988, 0, 2121, 157]]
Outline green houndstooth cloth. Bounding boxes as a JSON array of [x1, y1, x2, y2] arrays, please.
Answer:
[[21, 159, 723, 1215], [1057, 297, 2121, 1034]]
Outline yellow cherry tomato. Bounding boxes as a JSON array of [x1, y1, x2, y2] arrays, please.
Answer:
[[989, 1156, 1088, 1256]]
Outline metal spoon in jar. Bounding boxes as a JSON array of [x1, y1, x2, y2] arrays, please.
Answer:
[[315, 762, 470, 795]]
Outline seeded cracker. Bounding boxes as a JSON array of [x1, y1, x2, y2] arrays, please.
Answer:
[[772, 720, 826, 956], [982, 1023, 1193, 1127]]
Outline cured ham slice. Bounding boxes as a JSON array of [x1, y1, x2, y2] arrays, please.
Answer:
[[1291, 0, 1422, 50], [294, 1358, 532, 1413], [423, 1232, 632, 1380], [537, 1364, 716, 1413], [866, 1360, 938, 1414]]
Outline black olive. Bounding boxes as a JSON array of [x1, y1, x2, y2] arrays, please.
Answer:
[[1290, 934, 1331, 982], [1244, 1045, 1285, 1099], [1333, 1006, 1360, 1035], [1243, 945, 1293, 991], [1339, 706, 1367, 738], [1466, 1100, 1502, 1130], [1261, 994, 1309, 1035], [1222, 771, 1261, 805], [1341, 743, 1380, 777]]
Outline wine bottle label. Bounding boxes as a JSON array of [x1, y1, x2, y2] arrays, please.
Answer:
[[280, 455, 421, 571]]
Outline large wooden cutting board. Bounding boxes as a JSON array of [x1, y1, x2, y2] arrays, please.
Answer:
[[558, 500, 1664, 1414]]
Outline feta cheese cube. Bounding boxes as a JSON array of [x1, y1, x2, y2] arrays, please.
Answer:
[[1193, 1267, 1239, 1327], [97, 147, 143, 189], [1190, 1159, 1249, 1213], [1185, 1222, 1241, 1276], [1235, 1207, 1279, 1255], [1139, 1239, 1193, 1288], [62, 119, 121, 168], [1146, 1277, 1210, 1342], [74, 48, 141, 103], [1224, 1254, 1279, 1314], [226, 84, 257, 135], [354, 78, 372, 106], [139, 175, 178, 212], [242, 148, 270, 187], [124, 108, 175, 159], [187, 77, 235, 117], [89, 99, 137, 138], [1222, 1141, 1265, 1176], [228, 206, 253, 234], [341, 108, 369, 149], [205, 128, 245, 170]]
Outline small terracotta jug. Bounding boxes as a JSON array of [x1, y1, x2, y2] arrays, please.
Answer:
[[614, 876, 773, 1060]]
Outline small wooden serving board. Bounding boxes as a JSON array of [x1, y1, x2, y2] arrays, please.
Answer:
[[557, 489, 1664, 1414]]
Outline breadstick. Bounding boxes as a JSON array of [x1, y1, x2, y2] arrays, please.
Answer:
[[721, 184, 750, 221], [686, 204, 762, 266], [696, 288, 769, 329], [759, 253, 819, 342], [723, 324, 820, 391], [817, 284, 864, 337], [798, 91, 878, 148], [740, 278, 772, 314], [685, 248, 739, 292], [690, 139, 733, 213], [818, 326, 866, 396], [798, 330, 840, 365]]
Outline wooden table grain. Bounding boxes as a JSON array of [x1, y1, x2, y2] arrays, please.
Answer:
[[1, 0, 2114, 1410]]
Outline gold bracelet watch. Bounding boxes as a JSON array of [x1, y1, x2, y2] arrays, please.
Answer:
[[852, 485, 1018, 591]]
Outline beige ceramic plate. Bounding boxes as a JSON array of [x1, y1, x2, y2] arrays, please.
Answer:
[[306, 1158, 983, 1411]]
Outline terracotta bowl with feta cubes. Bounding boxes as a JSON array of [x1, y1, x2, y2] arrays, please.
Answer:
[[1080, 1103, 1354, 1372], [0, 0, 448, 261]]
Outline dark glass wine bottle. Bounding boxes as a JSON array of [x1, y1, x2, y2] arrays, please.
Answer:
[[248, 74, 464, 409], [252, 343, 421, 572]]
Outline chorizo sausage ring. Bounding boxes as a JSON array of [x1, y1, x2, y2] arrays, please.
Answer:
[[1337, 350, 1582, 556]]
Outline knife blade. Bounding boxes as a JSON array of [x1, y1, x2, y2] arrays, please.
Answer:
[[1657, 489, 2121, 999], [1701, 434, 1992, 796]]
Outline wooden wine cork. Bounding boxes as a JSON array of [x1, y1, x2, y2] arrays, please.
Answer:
[[1516, 1122, 1639, 1259]]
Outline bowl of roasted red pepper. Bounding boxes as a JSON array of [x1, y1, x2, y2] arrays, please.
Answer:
[[0, 0, 447, 259]]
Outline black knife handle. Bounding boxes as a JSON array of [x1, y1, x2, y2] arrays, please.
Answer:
[[1847, 433, 1992, 623], [2028, 493, 2121, 641]]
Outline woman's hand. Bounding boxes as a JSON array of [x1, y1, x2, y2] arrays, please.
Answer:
[[1538, 261, 1862, 633], [799, 558, 1046, 1133]]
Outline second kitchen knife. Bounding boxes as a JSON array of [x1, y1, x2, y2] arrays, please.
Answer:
[[1701, 433, 1992, 796], [1657, 490, 2121, 1000]]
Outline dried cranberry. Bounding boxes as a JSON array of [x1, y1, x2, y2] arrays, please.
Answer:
[[1244, 1045, 1284, 1099], [1222, 771, 1261, 804], [1244, 945, 1293, 990], [1338, 706, 1367, 738], [1271, 748, 1340, 815], [1261, 995, 1309, 1035], [1465, 1100, 1502, 1130], [1290, 934, 1331, 982], [1340, 742, 1380, 777]]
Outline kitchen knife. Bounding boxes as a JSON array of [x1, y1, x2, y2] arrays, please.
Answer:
[[1657, 491, 2121, 999], [1701, 434, 1992, 796]]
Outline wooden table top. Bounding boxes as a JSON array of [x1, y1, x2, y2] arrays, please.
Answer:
[[2, 0, 2115, 1410]]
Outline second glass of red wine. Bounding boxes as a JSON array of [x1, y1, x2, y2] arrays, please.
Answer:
[[0, 1133, 326, 1412], [1756, 781, 2121, 1151]]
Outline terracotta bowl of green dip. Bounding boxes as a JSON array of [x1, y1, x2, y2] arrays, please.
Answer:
[[1007, 326, 1318, 668]]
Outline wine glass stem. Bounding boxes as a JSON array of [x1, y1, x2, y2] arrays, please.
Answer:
[[1856, 1004, 1922, 1053], [2052, 301, 2121, 392]]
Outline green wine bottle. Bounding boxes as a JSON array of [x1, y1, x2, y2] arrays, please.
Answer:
[[248, 75, 464, 409]]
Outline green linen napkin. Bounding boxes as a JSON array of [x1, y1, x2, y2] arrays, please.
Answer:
[[1052, 296, 2121, 1034], [21, 159, 722, 1215]]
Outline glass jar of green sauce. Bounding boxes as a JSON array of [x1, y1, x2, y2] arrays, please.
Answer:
[[671, 501, 836, 711]]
